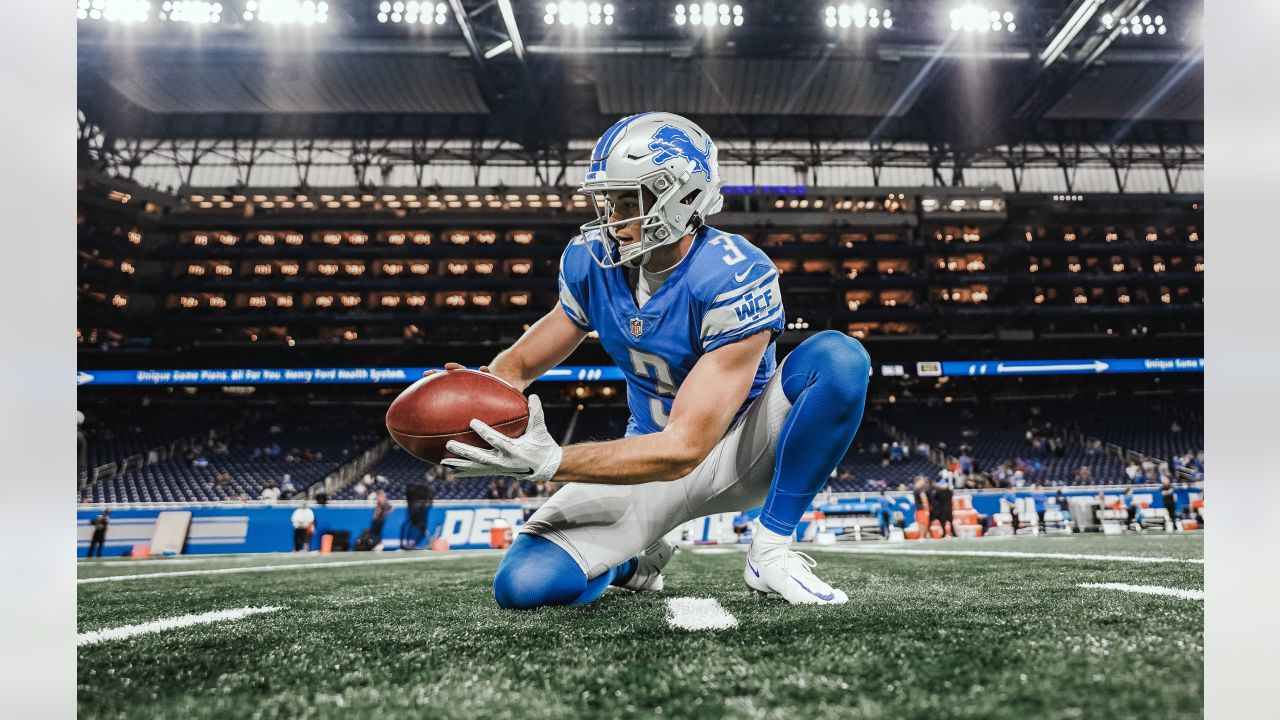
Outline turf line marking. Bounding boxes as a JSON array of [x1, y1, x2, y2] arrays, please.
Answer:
[[665, 597, 738, 631], [78, 606, 282, 646], [807, 547, 1203, 565], [1079, 583, 1204, 600], [78, 551, 503, 584]]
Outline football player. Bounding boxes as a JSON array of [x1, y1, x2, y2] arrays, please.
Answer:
[[441, 112, 870, 607]]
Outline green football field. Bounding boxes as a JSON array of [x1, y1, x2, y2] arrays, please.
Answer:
[[77, 533, 1204, 719]]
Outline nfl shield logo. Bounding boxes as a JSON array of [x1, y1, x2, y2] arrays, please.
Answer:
[[629, 317, 644, 338]]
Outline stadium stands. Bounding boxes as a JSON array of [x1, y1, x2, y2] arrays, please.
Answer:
[[876, 402, 1128, 487], [78, 406, 384, 503]]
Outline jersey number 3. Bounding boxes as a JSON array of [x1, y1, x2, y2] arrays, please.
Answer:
[[710, 235, 746, 266], [628, 348, 676, 428]]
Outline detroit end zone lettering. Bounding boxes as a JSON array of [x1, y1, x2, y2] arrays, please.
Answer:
[[441, 508, 525, 546], [734, 288, 775, 322]]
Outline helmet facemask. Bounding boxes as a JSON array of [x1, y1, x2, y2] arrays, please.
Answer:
[[580, 168, 699, 269]]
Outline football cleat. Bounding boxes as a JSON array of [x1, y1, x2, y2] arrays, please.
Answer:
[[620, 538, 678, 593], [744, 544, 848, 605]]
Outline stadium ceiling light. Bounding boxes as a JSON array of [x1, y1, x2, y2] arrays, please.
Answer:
[[1103, 11, 1167, 36], [823, 5, 893, 31], [484, 39, 513, 58], [948, 4, 1014, 33], [158, 1, 222, 23], [244, 0, 328, 24], [545, 2, 613, 27], [77, 0, 151, 23], [377, 1, 448, 25], [1040, 0, 1102, 68], [676, 3, 742, 28]]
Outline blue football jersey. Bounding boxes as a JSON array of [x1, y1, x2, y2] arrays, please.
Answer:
[[558, 224, 785, 436]]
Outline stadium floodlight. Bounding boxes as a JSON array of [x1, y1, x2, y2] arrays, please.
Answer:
[[823, 5, 893, 30], [948, 4, 1014, 33], [676, 3, 742, 28], [545, 2, 613, 27], [1103, 11, 1167, 36], [158, 1, 222, 23], [377, 1, 448, 25], [77, 0, 150, 22], [244, 0, 328, 24]]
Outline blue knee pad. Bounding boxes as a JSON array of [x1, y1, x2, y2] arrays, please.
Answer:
[[493, 534, 587, 610], [760, 331, 871, 535], [493, 535, 637, 609], [780, 330, 871, 410]]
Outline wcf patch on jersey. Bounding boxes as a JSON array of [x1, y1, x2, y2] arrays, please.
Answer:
[[733, 288, 776, 322]]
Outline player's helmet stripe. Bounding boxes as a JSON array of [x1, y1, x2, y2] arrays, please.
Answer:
[[590, 112, 657, 174]]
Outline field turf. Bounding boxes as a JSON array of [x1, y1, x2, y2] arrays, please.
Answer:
[[78, 533, 1203, 719]]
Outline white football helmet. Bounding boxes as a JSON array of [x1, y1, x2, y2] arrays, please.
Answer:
[[579, 112, 725, 269]]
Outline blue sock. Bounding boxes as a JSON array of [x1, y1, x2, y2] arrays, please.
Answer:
[[759, 331, 871, 536], [493, 534, 638, 609]]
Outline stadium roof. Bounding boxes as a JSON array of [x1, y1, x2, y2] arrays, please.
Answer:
[[77, 0, 1203, 148]]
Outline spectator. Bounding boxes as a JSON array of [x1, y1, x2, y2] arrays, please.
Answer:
[[290, 502, 314, 552], [77, 412, 88, 488], [1074, 466, 1093, 484], [280, 477, 297, 499], [505, 479, 525, 500], [87, 508, 110, 558], [214, 473, 232, 489], [1123, 487, 1139, 528], [368, 490, 392, 543], [911, 476, 931, 536], [487, 480, 502, 500], [1170, 419, 1182, 434], [259, 479, 281, 502], [958, 452, 973, 474], [1031, 484, 1047, 529], [933, 481, 954, 538], [1125, 461, 1140, 481], [877, 490, 898, 536], [353, 480, 368, 500], [1001, 489, 1021, 533], [1161, 477, 1177, 519]]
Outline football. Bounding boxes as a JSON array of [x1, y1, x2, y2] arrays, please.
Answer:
[[385, 368, 529, 464]]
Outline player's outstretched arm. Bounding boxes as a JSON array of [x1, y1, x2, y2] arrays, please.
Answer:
[[488, 306, 589, 392], [553, 330, 771, 485]]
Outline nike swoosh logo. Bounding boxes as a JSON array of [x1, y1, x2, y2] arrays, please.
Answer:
[[626, 151, 653, 160], [791, 575, 835, 602], [747, 558, 760, 578], [734, 270, 750, 282]]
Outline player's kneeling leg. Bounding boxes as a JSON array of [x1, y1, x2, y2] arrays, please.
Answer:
[[745, 330, 871, 604], [493, 534, 590, 609]]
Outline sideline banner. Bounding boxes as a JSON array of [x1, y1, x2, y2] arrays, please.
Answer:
[[75, 504, 525, 557]]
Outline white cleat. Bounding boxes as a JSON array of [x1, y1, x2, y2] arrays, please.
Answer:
[[744, 543, 848, 605], [620, 538, 678, 593]]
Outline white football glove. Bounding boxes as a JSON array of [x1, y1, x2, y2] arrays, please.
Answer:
[[441, 394, 562, 482]]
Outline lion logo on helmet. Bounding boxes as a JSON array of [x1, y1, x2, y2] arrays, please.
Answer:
[[647, 124, 713, 177]]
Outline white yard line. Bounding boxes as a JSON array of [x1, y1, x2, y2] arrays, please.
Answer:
[[1079, 583, 1205, 600], [78, 606, 283, 646], [78, 551, 504, 584], [665, 597, 738, 631], [807, 546, 1203, 565]]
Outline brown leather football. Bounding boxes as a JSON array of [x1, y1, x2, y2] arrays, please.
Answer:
[[385, 369, 529, 465]]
